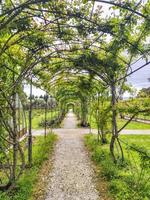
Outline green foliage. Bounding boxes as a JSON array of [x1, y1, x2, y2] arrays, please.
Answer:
[[29, 110, 58, 129], [109, 179, 130, 200], [117, 118, 150, 130], [0, 134, 57, 200], [137, 88, 150, 98], [118, 98, 150, 115], [100, 159, 119, 180], [39, 111, 65, 128], [90, 114, 150, 130], [84, 134, 150, 200], [0, 0, 150, 197]]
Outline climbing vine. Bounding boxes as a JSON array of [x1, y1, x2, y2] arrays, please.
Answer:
[[0, 0, 150, 191]]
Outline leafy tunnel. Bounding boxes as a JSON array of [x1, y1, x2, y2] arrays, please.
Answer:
[[0, 0, 150, 193]]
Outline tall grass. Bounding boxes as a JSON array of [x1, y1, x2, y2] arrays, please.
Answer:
[[84, 134, 150, 200], [0, 133, 57, 200]]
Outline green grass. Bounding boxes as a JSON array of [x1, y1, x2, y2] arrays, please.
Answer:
[[89, 115, 150, 130], [0, 133, 57, 200], [120, 135, 150, 148], [28, 109, 58, 129], [84, 134, 150, 200], [118, 118, 150, 129]]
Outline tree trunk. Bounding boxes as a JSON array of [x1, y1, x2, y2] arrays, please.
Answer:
[[110, 81, 124, 163], [12, 87, 18, 185], [110, 82, 118, 163], [81, 99, 88, 127], [97, 123, 101, 142], [44, 94, 48, 138], [28, 76, 32, 167]]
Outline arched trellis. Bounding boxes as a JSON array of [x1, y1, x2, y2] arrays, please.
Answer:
[[0, 0, 149, 91], [0, 0, 148, 32], [0, 0, 150, 190], [66, 102, 76, 112]]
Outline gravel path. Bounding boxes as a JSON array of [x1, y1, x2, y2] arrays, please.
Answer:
[[45, 111, 100, 200]]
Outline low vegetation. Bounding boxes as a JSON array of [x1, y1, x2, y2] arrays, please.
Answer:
[[84, 134, 150, 200], [27, 109, 58, 129], [0, 133, 57, 200], [0, 0, 150, 196]]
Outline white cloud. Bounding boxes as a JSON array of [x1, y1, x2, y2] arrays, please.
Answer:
[[24, 85, 45, 97]]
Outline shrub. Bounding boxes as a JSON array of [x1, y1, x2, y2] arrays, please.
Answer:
[[84, 134, 150, 200]]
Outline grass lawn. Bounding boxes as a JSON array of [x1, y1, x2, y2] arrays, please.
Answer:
[[0, 133, 57, 200], [120, 135, 150, 148], [89, 115, 150, 130], [118, 118, 150, 129], [84, 134, 150, 200], [27, 109, 58, 129]]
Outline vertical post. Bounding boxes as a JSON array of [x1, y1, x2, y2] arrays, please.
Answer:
[[89, 97, 92, 134], [18, 94, 21, 138], [97, 92, 100, 142], [110, 80, 118, 163], [50, 96, 53, 133], [57, 100, 60, 120], [44, 92, 48, 138], [54, 87, 56, 120], [28, 75, 32, 167], [12, 74, 17, 184]]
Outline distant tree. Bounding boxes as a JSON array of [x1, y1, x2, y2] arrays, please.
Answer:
[[137, 87, 150, 98]]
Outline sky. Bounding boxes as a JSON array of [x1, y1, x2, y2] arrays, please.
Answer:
[[24, 85, 46, 96], [127, 59, 150, 90], [24, 0, 150, 97]]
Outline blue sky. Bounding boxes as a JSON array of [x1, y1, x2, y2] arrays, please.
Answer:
[[127, 59, 150, 90]]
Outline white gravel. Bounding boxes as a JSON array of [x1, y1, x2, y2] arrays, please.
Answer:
[[45, 112, 100, 200]]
